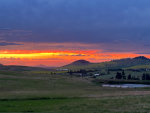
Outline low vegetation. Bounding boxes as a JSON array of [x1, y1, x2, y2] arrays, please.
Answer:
[[0, 56, 150, 112], [0, 70, 150, 112]]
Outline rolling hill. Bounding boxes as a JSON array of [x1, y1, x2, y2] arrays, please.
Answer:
[[0, 65, 49, 71], [1, 56, 150, 71], [64, 60, 91, 66], [61, 56, 150, 70]]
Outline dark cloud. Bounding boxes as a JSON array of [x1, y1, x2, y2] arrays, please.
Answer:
[[0, 41, 22, 46], [0, 29, 33, 42], [137, 53, 150, 54], [0, 0, 150, 46]]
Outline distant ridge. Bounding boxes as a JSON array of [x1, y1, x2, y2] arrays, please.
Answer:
[[61, 56, 150, 70], [64, 60, 91, 67], [133, 56, 149, 60], [0, 64, 49, 71], [1, 56, 150, 71]]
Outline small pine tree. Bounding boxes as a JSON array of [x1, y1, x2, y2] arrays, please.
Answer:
[[128, 74, 132, 80], [80, 69, 87, 77], [145, 73, 150, 80], [142, 73, 146, 80], [116, 72, 122, 79], [122, 70, 125, 76], [68, 70, 73, 75]]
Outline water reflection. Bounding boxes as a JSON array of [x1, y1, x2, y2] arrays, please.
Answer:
[[102, 84, 150, 88]]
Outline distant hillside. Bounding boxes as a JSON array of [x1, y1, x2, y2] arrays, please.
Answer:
[[109, 56, 150, 68], [61, 56, 150, 70], [1, 56, 150, 71], [35, 64, 56, 69], [124, 65, 150, 70], [61, 60, 91, 70], [65, 60, 91, 66], [0, 65, 49, 71]]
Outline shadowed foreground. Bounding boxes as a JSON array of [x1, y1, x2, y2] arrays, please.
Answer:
[[0, 71, 150, 113], [0, 96, 150, 113]]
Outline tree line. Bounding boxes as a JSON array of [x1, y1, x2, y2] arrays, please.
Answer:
[[115, 70, 150, 80]]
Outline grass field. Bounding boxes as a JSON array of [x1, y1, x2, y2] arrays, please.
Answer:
[[0, 71, 150, 113]]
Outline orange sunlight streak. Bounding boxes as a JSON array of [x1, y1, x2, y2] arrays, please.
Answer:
[[0, 50, 150, 67]]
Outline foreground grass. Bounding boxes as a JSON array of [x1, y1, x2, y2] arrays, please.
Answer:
[[0, 71, 150, 112], [0, 96, 150, 113]]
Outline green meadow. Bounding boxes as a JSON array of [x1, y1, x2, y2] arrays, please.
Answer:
[[0, 71, 150, 113]]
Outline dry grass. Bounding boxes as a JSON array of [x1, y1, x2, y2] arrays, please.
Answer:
[[0, 71, 150, 112]]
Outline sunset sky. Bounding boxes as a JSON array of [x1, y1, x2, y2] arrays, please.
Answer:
[[0, 0, 150, 67]]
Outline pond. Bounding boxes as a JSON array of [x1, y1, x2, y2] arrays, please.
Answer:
[[102, 84, 150, 88]]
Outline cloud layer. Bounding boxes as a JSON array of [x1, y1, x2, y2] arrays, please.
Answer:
[[0, 0, 150, 66], [0, 0, 150, 44]]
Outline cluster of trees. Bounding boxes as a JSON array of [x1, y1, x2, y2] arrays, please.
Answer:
[[68, 69, 88, 76], [68, 69, 150, 80], [142, 73, 150, 80], [115, 70, 127, 80], [115, 70, 150, 80]]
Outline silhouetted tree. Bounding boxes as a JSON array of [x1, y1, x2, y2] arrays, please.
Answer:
[[146, 74, 150, 80], [142, 73, 150, 80], [142, 73, 146, 80], [80, 69, 87, 77], [68, 70, 73, 75], [116, 72, 122, 79], [122, 70, 125, 76], [128, 74, 132, 80]]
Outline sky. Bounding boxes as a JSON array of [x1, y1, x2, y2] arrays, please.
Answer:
[[0, 0, 150, 67]]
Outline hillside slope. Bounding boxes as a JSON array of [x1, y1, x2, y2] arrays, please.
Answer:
[[0, 65, 49, 71], [61, 56, 150, 70]]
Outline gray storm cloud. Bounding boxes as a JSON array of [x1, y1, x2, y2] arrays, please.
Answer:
[[0, 0, 150, 50]]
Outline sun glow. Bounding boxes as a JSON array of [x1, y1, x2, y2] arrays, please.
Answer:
[[0, 51, 86, 59], [1, 49, 150, 67]]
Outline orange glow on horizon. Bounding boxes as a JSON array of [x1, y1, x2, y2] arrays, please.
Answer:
[[0, 50, 150, 67], [0, 51, 86, 59]]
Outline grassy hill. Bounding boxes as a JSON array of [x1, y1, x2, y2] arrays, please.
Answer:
[[61, 56, 150, 71], [124, 65, 150, 70], [0, 65, 49, 71], [65, 60, 91, 66]]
